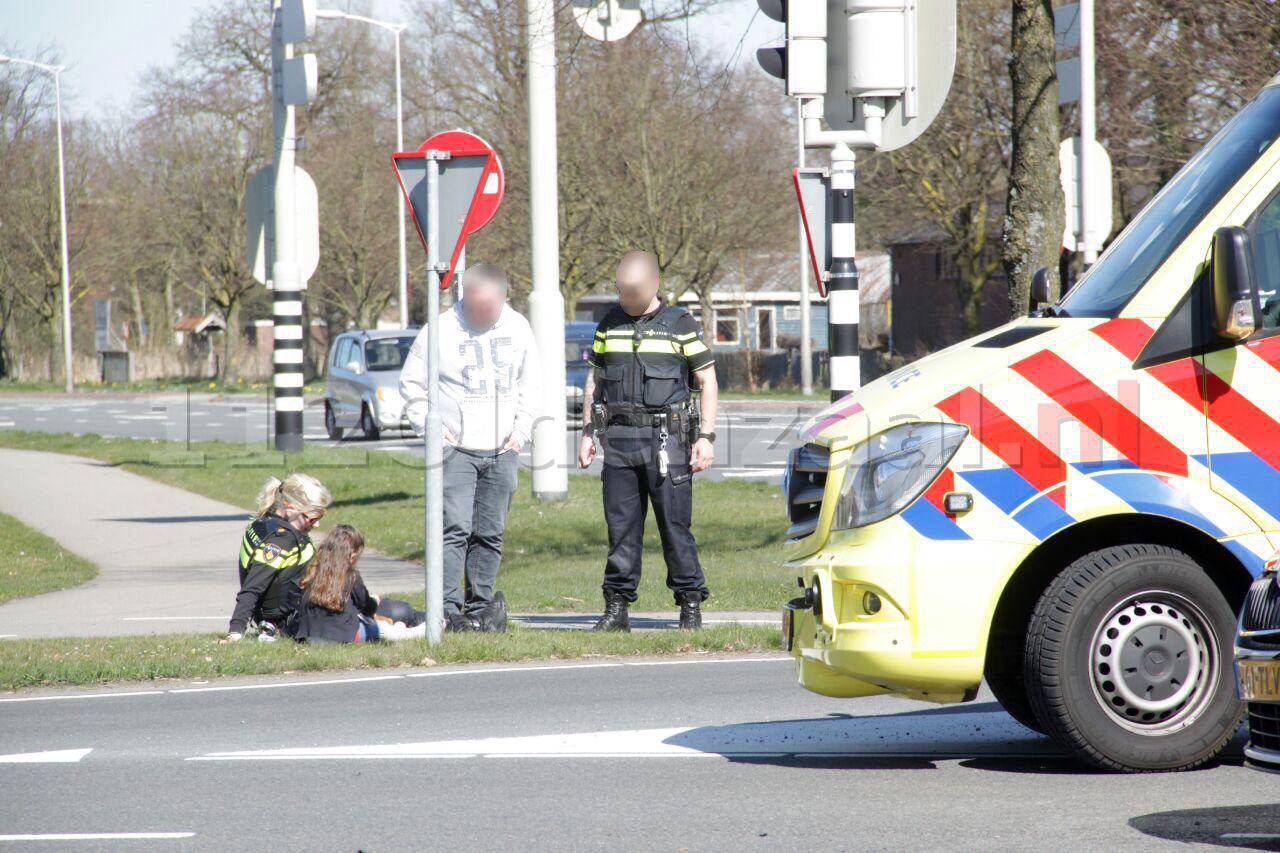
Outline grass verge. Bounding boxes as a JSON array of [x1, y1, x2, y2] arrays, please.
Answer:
[[0, 624, 783, 691], [0, 511, 96, 604], [0, 430, 793, 612]]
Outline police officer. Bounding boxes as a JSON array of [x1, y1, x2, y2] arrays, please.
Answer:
[[225, 473, 330, 642], [577, 251, 718, 631]]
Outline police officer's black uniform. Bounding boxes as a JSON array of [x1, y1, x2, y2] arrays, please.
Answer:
[[228, 514, 316, 637], [587, 298, 715, 630]]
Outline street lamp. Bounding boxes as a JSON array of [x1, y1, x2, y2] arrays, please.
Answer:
[[314, 10, 410, 328], [0, 55, 74, 392]]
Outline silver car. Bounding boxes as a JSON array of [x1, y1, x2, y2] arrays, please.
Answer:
[[323, 329, 417, 440]]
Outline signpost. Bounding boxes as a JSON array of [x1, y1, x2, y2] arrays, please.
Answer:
[[245, 163, 320, 288], [392, 131, 504, 645]]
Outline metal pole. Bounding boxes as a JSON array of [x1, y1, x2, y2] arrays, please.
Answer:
[[796, 101, 812, 397], [827, 143, 859, 401], [526, 0, 568, 501], [394, 30, 409, 328], [271, 3, 304, 452], [1079, 0, 1096, 265], [423, 154, 445, 645], [52, 69, 73, 393]]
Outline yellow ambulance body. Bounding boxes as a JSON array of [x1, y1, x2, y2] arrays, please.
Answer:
[[782, 72, 1280, 771]]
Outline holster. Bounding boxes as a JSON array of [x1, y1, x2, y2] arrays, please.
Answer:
[[590, 402, 609, 436]]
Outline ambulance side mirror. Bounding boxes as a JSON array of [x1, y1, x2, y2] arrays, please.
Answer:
[[1211, 226, 1260, 340], [1029, 267, 1052, 315]]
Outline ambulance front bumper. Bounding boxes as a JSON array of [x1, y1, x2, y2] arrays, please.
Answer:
[[783, 521, 1029, 705]]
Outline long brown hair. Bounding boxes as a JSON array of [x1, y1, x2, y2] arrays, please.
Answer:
[[300, 524, 365, 612]]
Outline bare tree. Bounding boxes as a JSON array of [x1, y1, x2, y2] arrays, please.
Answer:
[[1002, 0, 1063, 317]]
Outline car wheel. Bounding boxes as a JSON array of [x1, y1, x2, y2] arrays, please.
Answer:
[[324, 402, 343, 441], [1024, 543, 1242, 772], [360, 404, 381, 441]]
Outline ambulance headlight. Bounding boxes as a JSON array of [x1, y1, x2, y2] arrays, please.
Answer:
[[832, 422, 968, 530]]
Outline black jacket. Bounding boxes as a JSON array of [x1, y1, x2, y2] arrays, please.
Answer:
[[228, 514, 314, 634], [292, 572, 378, 643]]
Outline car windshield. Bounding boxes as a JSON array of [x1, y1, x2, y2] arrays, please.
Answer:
[[566, 339, 593, 365], [1057, 85, 1280, 318], [364, 338, 414, 371]]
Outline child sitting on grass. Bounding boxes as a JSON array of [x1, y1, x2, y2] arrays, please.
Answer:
[[293, 524, 424, 643]]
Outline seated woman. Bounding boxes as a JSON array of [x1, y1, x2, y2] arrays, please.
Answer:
[[293, 524, 425, 643], [226, 473, 331, 642]]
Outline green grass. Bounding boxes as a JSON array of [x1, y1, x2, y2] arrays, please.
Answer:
[[0, 511, 97, 604], [0, 430, 793, 613], [720, 388, 823, 401], [0, 624, 783, 691]]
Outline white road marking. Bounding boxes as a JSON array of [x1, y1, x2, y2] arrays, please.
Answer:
[[0, 634, 17, 639], [0, 420, 14, 427], [0, 748, 92, 764], [114, 414, 168, 421], [168, 675, 404, 695], [720, 468, 780, 479], [121, 616, 225, 622], [0, 832, 194, 842], [0, 690, 164, 704], [34, 417, 47, 422], [189, 708, 1052, 762]]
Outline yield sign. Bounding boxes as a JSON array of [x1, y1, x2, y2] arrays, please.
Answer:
[[793, 167, 831, 297], [392, 130, 505, 290]]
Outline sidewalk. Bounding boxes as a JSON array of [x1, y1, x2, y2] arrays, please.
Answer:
[[0, 449, 421, 639], [0, 449, 779, 640]]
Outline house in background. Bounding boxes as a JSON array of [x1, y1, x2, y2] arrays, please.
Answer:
[[573, 251, 891, 354], [883, 233, 1008, 357]]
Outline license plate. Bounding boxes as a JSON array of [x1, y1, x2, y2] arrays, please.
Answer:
[[1238, 660, 1280, 702]]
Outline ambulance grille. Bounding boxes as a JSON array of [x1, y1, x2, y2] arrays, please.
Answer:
[[1248, 702, 1280, 756], [1242, 574, 1280, 634], [785, 444, 830, 541]]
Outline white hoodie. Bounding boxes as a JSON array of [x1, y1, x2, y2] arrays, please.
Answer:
[[398, 302, 541, 452]]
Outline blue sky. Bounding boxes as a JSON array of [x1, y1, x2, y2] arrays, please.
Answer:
[[1, 0, 780, 119]]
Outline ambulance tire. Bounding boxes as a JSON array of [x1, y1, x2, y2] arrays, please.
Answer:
[[1024, 544, 1242, 772], [985, 656, 1044, 734]]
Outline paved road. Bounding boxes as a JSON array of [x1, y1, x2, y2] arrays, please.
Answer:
[[0, 393, 817, 483], [0, 655, 1269, 851]]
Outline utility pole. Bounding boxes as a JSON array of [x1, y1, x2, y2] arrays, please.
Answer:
[[271, 0, 316, 452], [0, 55, 73, 392], [526, 0, 568, 501], [796, 103, 813, 396], [826, 144, 858, 401], [1078, 0, 1097, 265]]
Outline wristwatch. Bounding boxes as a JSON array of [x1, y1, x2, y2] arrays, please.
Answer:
[[698, 431, 717, 444]]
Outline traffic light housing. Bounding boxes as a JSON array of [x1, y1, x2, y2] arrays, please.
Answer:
[[756, 0, 827, 97]]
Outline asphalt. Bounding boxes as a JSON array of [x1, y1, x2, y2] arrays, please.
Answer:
[[0, 655, 1269, 851], [0, 392, 818, 482], [0, 448, 779, 638]]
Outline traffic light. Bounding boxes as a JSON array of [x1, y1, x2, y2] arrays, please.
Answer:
[[756, 0, 827, 97]]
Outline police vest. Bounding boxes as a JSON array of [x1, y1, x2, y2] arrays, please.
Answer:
[[594, 305, 695, 411]]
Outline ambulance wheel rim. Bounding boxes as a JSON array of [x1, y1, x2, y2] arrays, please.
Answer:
[[1088, 590, 1216, 736]]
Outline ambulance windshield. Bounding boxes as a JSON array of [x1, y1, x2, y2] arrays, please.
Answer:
[[1056, 85, 1280, 318]]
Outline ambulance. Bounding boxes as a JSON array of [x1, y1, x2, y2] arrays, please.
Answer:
[[781, 72, 1280, 772]]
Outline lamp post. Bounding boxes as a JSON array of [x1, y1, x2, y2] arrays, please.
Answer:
[[1, 55, 73, 392], [315, 10, 410, 328]]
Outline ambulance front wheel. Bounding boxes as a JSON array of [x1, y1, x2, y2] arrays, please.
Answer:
[[1023, 543, 1243, 772]]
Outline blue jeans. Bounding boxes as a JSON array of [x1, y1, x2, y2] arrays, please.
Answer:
[[442, 448, 519, 616]]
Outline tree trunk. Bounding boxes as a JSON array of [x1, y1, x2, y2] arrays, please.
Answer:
[[698, 289, 715, 349], [1002, 0, 1064, 317]]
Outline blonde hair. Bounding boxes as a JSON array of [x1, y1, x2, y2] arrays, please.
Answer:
[[254, 473, 332, 520], [300, 524, 365, 612]]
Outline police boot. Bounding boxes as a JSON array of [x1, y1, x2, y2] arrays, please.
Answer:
[[591, 591, 630, 633], [678, 591, 703, 631]]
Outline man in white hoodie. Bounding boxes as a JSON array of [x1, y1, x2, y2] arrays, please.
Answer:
[[399, 264, 540, 631]]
